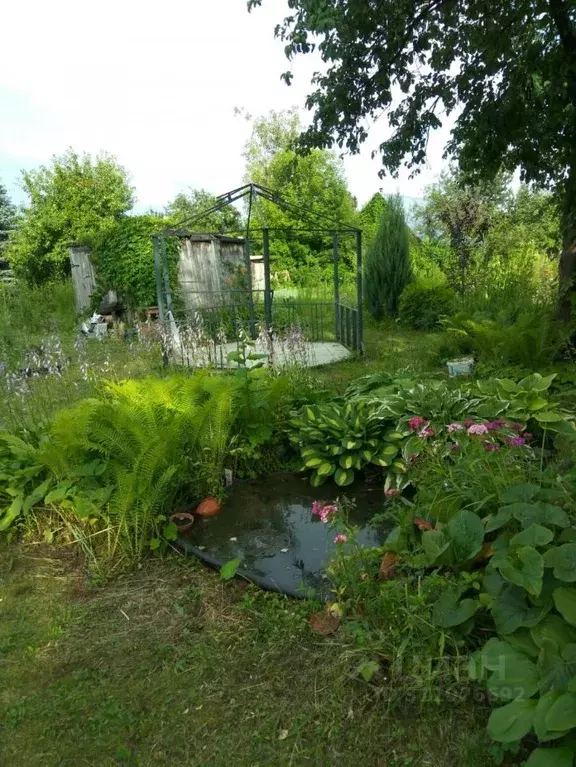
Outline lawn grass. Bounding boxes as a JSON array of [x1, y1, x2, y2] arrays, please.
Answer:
[[314, 318, 446, 392], [0, 544, 490, 767]]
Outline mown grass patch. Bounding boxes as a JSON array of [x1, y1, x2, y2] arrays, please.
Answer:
[[0, 545, 490, 766]]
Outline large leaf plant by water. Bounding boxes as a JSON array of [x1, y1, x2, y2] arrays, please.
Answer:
[[383, 480, 576, 764], [288, 399, 405, 487]]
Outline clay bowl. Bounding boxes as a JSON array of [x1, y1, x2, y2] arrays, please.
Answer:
[[193, 497, 222, 518], [170, 511, 195, 533]]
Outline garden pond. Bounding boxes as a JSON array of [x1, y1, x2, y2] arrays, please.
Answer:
[[178, 473, 391, 598]]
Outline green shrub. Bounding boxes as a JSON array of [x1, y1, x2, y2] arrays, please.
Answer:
[[441, 309, 573, 369], [364, 194, 413, 319], [398, 280, 456, 330]]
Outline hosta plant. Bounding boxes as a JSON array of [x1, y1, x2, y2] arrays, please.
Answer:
[[288, 399, 404, 487]]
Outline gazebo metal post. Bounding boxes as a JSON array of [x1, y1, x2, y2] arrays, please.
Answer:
[[243, 237, 256, 338], [262, 227, 272, 332], [332, 230, 340, 342], [355, 230, 364, 353]]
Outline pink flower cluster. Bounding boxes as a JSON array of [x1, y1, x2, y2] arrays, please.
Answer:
[[385, 488, 400, 497], [311, 501, 338, 524], [446, 418, 533, 452], [333, 534, 348, 544], [409, 416, 435, 438]]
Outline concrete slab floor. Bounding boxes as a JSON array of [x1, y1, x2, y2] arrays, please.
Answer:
[[169, 340, 352, 368]]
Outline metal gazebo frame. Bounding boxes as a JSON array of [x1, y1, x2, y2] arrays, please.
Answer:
[[152, 182, 364, 353]]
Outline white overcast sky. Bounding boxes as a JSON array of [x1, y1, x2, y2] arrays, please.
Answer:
[[0, 0, 453, 212]]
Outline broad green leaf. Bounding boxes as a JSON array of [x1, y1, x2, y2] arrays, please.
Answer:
[[527, 397, 549, 411], [520, 373, 556, 392], [531, 615, 576, 651], [510, 524, 554, 548], [0, 495, 23, 532], [432, 591, 478, 628], [497, 546, 544, 597], [356, 659, 380, 682], [533, 690, 568, 742], [343, 439, 361, 450], [545, 545, 576, 582], [554, 588, 576, 627], [163, 522, 178, 541], [316, 462, 335, 478], [309, 471, 326, 488], [507, 629, 540, 657], [487, 699, 537, 742], [305, 456, 324, 468], [334, 468, 354, 487], [422, 529, 451, 564], [525, 748, 574, 767], [338, 454, 354, 470], [508, 502, 570, 529], [384, 526, 407, 554], [486, 509, 514, 534], [546, 692, 576, 731], [502, 484, 540, 504], [45, 484, 72, 504], [220, 558, 241, 581], [22, 479, 52, 513], [447, 510, 484, 562], [535, 411, 564, 423], [480, 639, 540, 700]]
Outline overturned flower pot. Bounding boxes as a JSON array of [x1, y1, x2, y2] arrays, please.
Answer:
[[193, 497, 222, 518]]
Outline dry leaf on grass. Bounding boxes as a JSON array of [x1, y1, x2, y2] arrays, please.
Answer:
[[309, 610, 340, 635], [378, 551, 398, 580]]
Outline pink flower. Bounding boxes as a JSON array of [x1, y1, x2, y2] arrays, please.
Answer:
[[312, 501, 338, 523], [509, 423, 524, 432], [448, 423, 464, 432], [508, 436, 526, 447], [311, 501, 323, 517], [468, 424, 489, 436], [484, 443, 500, 452], [385, 488, 400, 497], [418, 426, 436, 438], [409, 416, 427, 431], [333, 534, 348, 544]]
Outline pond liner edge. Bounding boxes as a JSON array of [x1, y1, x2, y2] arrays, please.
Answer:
[[175, 536, 327, 602]]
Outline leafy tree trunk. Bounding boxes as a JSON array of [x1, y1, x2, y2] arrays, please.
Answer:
[[550, 0, 576, 320], [558, 160, 576, 321]]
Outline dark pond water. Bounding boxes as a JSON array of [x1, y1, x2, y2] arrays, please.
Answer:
[[181, 473, 391, 598]]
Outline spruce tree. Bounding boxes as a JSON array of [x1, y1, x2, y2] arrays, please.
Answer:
[[364, 195, 412, 319]]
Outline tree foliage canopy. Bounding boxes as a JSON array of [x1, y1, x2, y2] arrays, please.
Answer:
[[166, 188, 242, 234], [7, 149, 134, 284], [0, 180, 16, 258], [244, 109, 357, 281], [249, 0, 576, 313]]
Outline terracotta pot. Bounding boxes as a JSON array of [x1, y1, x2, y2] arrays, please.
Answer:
[[194, 497, 222, 518], [170, 512, 195, 533]]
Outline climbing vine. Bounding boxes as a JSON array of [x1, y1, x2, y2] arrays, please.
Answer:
[[90, 215, 178, 311]]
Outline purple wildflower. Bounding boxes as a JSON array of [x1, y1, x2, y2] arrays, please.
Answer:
[[468, 424, 489, 436], [508, 436, 527, 447], [447, 423, 464, 432]]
